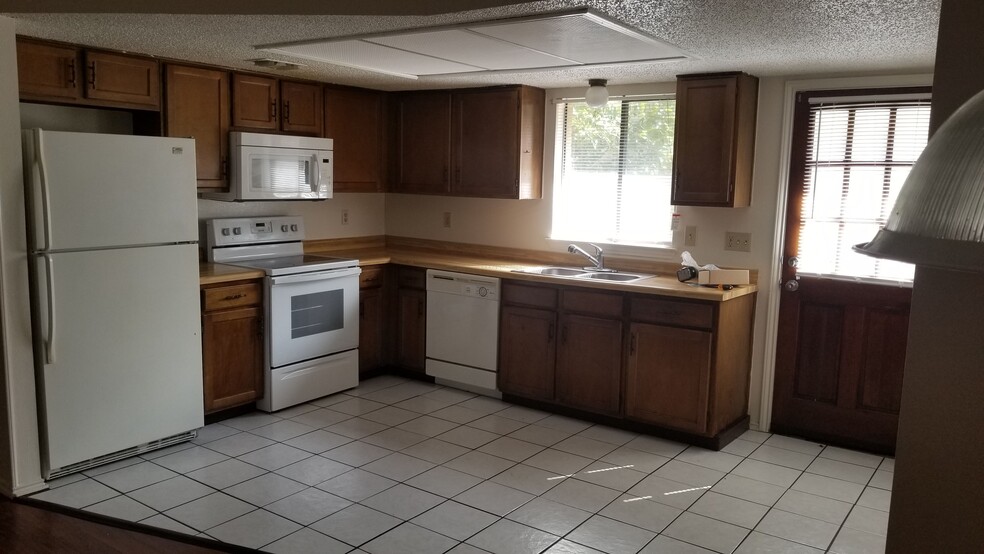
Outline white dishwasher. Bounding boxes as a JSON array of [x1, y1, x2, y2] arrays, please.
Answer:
[[425, 269, 501, 396]]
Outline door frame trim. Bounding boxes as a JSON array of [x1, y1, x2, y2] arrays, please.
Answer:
[[758, 73, 933, 433]]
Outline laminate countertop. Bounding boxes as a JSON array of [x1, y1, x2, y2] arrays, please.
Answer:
[[200, 247, 756, 301]]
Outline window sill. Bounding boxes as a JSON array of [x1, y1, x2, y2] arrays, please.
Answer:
[[548, 236, 679, 261]]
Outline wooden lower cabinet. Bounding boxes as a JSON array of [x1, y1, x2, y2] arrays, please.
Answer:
[[498, 305, 556, 401], [556, 314, 622, 416], [358, 266, 386, 374], [625, 323, 712, 433], [395, 267, 427, 373], [201, 280, 264, 414]]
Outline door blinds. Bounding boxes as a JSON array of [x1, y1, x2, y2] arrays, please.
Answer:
[[797, 92, 932, 284]]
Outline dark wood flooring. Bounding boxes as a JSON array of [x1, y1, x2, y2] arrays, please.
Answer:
[[0, 496, 241, 553]]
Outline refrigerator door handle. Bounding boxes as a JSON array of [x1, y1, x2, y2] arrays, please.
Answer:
[[41, 253, 56, 364], [35, 131, 53, 252]]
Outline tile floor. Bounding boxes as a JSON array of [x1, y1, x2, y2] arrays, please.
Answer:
[[31, 376, 893, 554]]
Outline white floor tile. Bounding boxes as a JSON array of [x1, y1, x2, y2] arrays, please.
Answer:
[[393, 396, 457, 414], [413, 500, 500, 540], [731, 459, 803, 488], [205, 432, 276, 457], [675, 446, 745, 473], [362, 452, 435, 481], [523, 448, 594, 475], [237, 443, 312, 471], [600, 447, 671, 474], [186, 458, 267, 490], [282, 430, 353, 454], [421, 387, 477, 404], [268, 402, 320, 419], [395, 415, 460, 437], [755, 508, 839, 550], [663, 511, 750, 554], [362, 483, 445, 519], [573, 462, 648, 492], [362, 406, 425, 426], [32, 478, 119, 509], [264, 487, 351, 525], [878, 458, 895, 472], [721, 439, 759, 457], [507, 497, 593, 536], [437, 425, 501, 449], [540, 478, 620, 513], [153, 446, 229, 474], [543, 539, 606, 553], [654, 460, 726, 488], [315, 468, 397, 502], [310, 392, 357, 407], [250, 419, 317, 442], [597, 494, 681, 533], [309, 503, 401, 547], [262, 527, 352, 554], [567, 514, 656, 554], [206, 508, 301, 549], [829, 526, 887, 554], [819, 446, 883, 469], [711, 474, 787, 506], [458, 396, 510, 415], [468, 415, 530, 435], [362, 522, 460, 554], [406, 466, 483, 498], [222, 412, 282, 431], [628, 474, 709, 510], [90, 461, 178, 492], [327, 397, 388, 416], [551, 435, 618, 460], [223, 473, 307, 506], [454, 481, 536, 516], [623, 436, 688, 458], [774, 489, 853, 524], [868, 470, 893, 490], [84, 494, 157, 522], [478, 436, 546, 462], [274, 454, 352, 486], [82, 456, 143, 477], [735, 531, 823, 553], [844, 505, 889, 536], [763, 435, 825, 456], [444, 450, 516, 479], [402, 438, 470, 464], [490, 463, 566, 496], [748, 444, 816, 470], [806, 457, 876, 485], [191, 423, 240, 445], [536, 414, 593, 434], [738, 430, 771, 444], [576, 425, 638, 446], [127, 475, 216, 511], [495, 405, 551, 424], [139, 513, 198, 535], [362, 427, 430, 450], [688, 490, 769, 529], [163, 492, 255, 531], [324, 417, 390, 439], [508, 425, 573, 446], [466, 519, 559, 554], [640, 535, 716, 553], [140, 442, 196, 460], [857, 486, 892, 512], [322, 440, 392, 466], [45, 473, 88, 489], [791, 473, 864, 503]]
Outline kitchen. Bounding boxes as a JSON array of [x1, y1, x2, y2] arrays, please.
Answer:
[[0, 1, 977, 553]]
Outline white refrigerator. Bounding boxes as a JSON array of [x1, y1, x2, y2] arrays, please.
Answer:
[[22, 129, 204, 479]]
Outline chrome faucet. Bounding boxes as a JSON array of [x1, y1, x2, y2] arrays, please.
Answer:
[[568, 243, 614, 272]]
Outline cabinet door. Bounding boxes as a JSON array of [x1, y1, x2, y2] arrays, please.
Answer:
[[281, 80, 323, 135], [625, 323, 712, 433], [396, 92, 451, 194], [165, 65, 230, 189], [396, 288, 426, 372], [17, 40, 81, 101], [556, 314, 623, 416], [326, 88, 384, 192], [232, 73, 278, 130], [202, 306, 263, 413], [498, 306, 556, 401], [359, 287, 385, 374], [451, 88, 519, 197], [84, 51, 160, 109], [672, 75, 737, 206]]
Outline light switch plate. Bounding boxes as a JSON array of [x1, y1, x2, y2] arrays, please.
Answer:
[[685, 225, 697, 247]]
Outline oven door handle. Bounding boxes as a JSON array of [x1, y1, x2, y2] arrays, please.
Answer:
[[269, 266, 362, 285]]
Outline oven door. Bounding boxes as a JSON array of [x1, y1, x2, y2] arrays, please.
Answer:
[[268, 266, 360, 368]]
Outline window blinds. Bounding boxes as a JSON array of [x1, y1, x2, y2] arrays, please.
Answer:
[[797, 95, 932, 284]]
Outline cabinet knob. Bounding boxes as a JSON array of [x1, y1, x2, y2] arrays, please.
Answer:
[[271, 100, 277, 119], [67, 59, 77, 88], [87, 61, 96, 89]]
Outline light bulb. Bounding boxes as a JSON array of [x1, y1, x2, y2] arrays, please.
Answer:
[[585, 79, 609, 108]]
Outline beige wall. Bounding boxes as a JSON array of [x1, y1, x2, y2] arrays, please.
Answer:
[[0, 15, 45, 496], [198, 194, 386, 240]]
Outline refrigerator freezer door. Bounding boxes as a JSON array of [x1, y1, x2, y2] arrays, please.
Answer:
[[34, 243, 203, 475], [24, 130, 198, 251]]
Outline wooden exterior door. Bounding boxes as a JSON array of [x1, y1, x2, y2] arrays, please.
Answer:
[[772, 88, 931, 454]]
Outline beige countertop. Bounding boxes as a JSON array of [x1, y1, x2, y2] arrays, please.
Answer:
[[199, 262, 265, 286]]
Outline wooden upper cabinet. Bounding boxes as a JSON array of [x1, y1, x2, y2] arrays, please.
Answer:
[[451, 87, 543, 199], [396, 91, 452, 194], [83, 51, 160, 109], [280, 80, 323, 135], [17, 40, 81, 101], [325, 87, 385, 192], [164, 64, 231, 190], [671, 72, 758, 207], [232, 73, 279, 130]]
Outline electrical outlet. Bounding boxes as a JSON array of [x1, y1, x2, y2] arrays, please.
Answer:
[[685, 225, 697, 247], [725, 231, 752, 252], [442, 212, 452, 229], [341, 209, 349, 225]]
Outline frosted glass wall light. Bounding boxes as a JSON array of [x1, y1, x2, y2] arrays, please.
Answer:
[[855, 88, 984, 272], [585, 79, 609, 107]]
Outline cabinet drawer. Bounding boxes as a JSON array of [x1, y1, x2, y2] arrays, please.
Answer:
[[360, 266, 385, 289], [561, 289, 623, 318], [202, 282, 262, 311], [502, 281, 557, 310], [397, 267, 426, 289], [631, 296, 714, 330]]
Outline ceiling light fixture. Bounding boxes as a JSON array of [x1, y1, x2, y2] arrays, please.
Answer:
[[585, 79, 609, 107]]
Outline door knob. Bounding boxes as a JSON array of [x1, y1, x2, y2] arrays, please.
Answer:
[[788, 256, 799, 268], [784, 280, 800, 292]]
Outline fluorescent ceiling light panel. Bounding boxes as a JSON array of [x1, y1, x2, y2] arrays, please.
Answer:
[[258, 9, 687, 79], [366, 29, 574, 70]]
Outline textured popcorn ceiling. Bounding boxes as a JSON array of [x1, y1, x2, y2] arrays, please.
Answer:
[[7, 0, 940, 91]]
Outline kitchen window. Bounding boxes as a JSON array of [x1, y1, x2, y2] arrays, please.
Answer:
[[551, 97, 676, 246], [795, 90, 932, 283]]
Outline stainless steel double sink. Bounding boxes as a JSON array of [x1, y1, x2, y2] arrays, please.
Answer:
[[513, 266, 653, 283]]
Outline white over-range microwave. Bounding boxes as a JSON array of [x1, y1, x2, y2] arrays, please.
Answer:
[[202, 132, 333, 201]]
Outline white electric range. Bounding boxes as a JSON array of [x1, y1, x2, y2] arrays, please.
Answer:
[[206, 216, 360, 412]]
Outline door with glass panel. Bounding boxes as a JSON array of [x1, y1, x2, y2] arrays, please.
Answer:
[[773, 88, 931, 454]]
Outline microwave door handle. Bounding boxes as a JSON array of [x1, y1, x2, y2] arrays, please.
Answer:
[[311, 153, 321, 194]]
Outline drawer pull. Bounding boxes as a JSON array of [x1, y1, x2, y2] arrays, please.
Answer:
[[223, 293, 247, 301], [630, 332, 637, 355]]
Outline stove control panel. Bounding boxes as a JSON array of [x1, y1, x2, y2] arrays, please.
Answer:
[[206, 216, 306, 250]]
